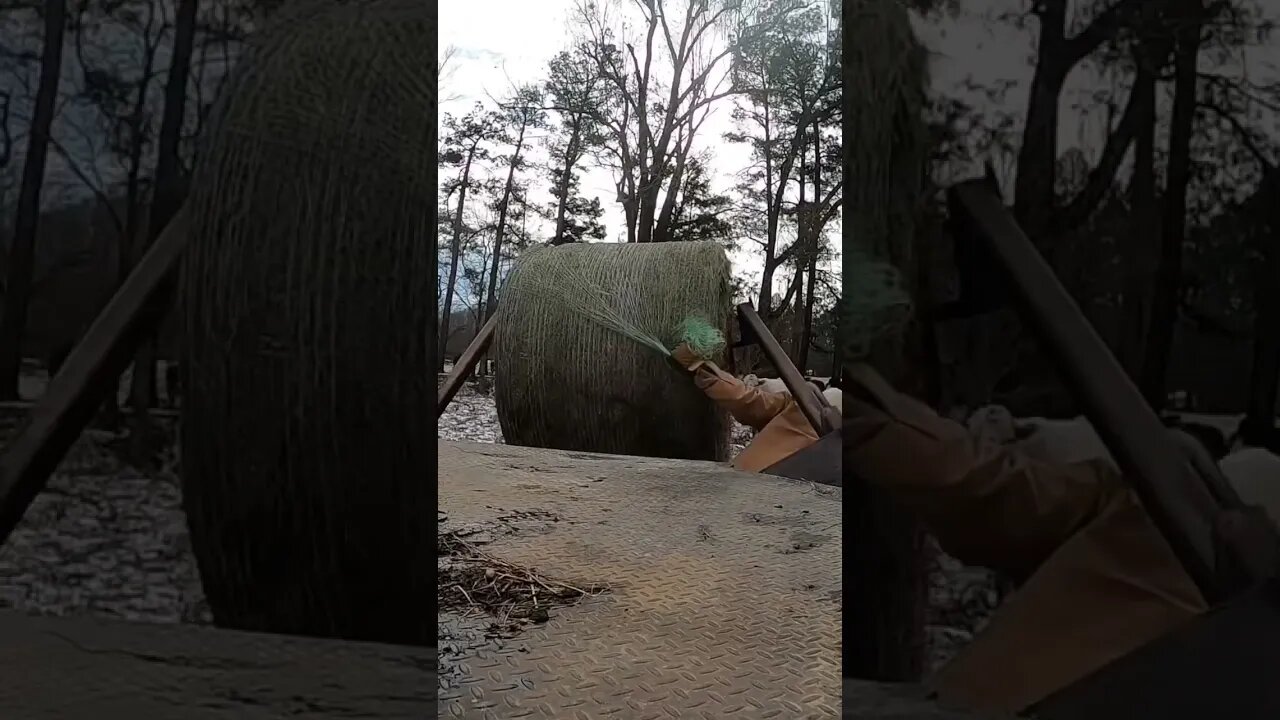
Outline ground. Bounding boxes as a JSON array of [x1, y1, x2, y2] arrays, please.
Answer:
[[0, 399, 211, 626]]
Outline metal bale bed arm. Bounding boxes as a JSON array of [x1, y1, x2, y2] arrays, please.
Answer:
[[436, 313, 496, 418], [733, 301, 840, 436], [733, 302, 842, 486], [946, 180, 1280, 602], [0, 209, 191, 547], [946, 178, 1280, 718]]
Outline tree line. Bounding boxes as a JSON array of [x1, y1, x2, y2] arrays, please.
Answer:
[[0, 0, 278, 459], [436, 0, 843, 375], [907, 0, 1278, 432]]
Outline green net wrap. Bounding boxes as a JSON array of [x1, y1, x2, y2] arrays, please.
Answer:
[[493, 241, 733, 461]]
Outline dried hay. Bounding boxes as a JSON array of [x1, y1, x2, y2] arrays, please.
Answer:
[[178, 0, 436, 642], [493, 241, 733, 460], [842, 0, 929, 361], [438, 529, 609, 637]]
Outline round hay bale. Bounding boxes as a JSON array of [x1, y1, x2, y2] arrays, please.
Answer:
[[494, 241, 732, 461], [178, 0, 434, 644], [842, 0, 929, 365]]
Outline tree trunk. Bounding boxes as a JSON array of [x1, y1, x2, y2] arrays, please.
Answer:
[[756, 79, 777, 318], [1246, 175, 1280, 430], [119, 2, 162, 290], [551, 117, 582, 245], [0, 0, 66, 400], [654, 126, 696, 242], [1140, 0, 1203, 411], [791, 149, 809, 364], [621, 191, 638, 243], [800, 247, 819, 373], [1012, 1, 1068, 240], [439, 149, 475, 370], [799, 119, 823, 372], [127, 0, 198, 464], [1249, 210, 1280, 427], [1119, 43, 1159, 380], [483, 121, 529, 322], [790, 267, 805, 364], [635, 172, 660, 243]]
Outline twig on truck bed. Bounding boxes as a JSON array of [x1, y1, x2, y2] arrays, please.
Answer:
[[437, 529, 609, 637]]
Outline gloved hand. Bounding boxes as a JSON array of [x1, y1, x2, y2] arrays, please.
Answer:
[[669, 343, 704, 372]]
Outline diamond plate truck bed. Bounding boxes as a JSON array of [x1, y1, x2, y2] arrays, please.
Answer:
[[438, 440, 842, 719]]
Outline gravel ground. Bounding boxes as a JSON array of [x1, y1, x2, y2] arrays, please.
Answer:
[[0, 419, 212, 626], [437, 383, 756, 454], [438, 382, 1003, 670]]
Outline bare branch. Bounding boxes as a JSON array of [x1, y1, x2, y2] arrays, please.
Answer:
[[1197, 99, 1276, 170]]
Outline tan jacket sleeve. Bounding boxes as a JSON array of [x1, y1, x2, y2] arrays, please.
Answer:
[[844, 363, 1118, 579], [685, 359, 791, 431]]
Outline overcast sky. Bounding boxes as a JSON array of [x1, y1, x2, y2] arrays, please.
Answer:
[[440, 0, 1280, 259], [436, 0, 1099, 298], [439, 0, 818, 298]]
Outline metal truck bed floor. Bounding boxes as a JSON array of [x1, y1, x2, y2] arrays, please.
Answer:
[[438, 441, 842, 719], [0, 609, 433, 717]]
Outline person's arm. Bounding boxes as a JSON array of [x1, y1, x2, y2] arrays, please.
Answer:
[[671, 345, 790, 431], [844, 363, 1121, 579]]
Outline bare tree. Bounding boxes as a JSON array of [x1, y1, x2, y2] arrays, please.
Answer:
[[543, 46, 609, 245], [438, 105, 499, 371], [725, 0, 837, 319], [573, 0, 771, 243], [0, 0, 66, 400], [439, 43, 464, 105], [127, 0, 197, 463], [71, 0, 171, 293], [1117, 1, 1169, 379], [482, 85, 545, 323], [1140, 0, 1211, 408], [1008, 0, 1147, 238]]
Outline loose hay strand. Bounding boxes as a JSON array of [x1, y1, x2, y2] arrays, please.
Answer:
[[517, 256, 672, 357]]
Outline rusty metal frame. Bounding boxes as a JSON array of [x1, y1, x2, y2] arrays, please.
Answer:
[[735, 302, 839, 436], [1034, 577, 1280, 719], [0, 209, 191, 547], [436, 313, 497, 418], [762, 427, 842, 487], [946, 180, 1280, 602]]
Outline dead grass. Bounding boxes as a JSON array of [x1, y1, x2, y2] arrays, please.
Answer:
[[437, 529, 609, 637]]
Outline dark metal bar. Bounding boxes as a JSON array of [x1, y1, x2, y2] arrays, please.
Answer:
[[1035, 579, 1280, 720], [736, 302, 836, 436], [724, 318, 736, 375], [0, 209, 191, 547], [948, 181, 1222, 601], [762, 427, 842, 487], [1169, 429, 1244, 512], [436, 313, 497, 418]]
